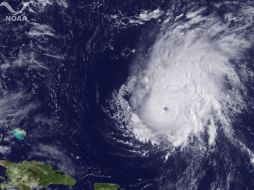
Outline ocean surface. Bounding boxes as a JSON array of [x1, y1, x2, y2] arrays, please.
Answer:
[[0, 0, 253, 190]]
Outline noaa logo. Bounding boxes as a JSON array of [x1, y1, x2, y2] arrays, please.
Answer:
[[0, 1, 30, 21]]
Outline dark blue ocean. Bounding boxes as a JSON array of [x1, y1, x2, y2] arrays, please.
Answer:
[[0, 0, 253, 190]]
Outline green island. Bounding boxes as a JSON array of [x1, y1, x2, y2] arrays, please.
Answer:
[[94, 183, 120, 190], [0, 160, 76, 190]]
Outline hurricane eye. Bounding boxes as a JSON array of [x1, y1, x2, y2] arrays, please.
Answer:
[[163, 106, 169, 111]]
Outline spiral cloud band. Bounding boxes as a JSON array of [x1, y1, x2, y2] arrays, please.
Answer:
[[111, 4, 254, 149]]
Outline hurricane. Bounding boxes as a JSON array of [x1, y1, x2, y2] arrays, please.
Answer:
[[1, 0, 254, 189], [110, 1, 254, 156]]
